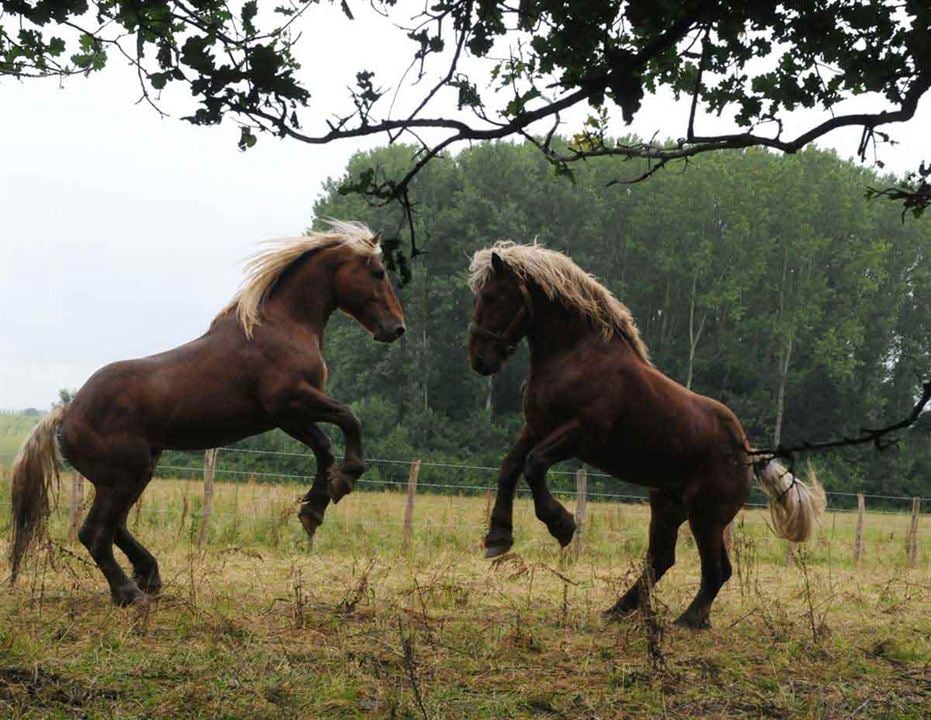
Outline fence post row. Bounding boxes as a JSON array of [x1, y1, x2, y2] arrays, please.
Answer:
[[402, 458, 421, 554], [198, 448, 218, 550], [907, 497, 921, 568], [853, 493, 865, 565], [68, 471, 84, 543], [572, 468, 588, 559], [111, 446, 925, 565]]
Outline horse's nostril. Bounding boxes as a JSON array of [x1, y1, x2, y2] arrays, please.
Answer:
[[395, 325, 406, 338]]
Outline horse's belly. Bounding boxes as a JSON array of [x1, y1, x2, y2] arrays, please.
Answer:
[[574, 426, 700, 489]]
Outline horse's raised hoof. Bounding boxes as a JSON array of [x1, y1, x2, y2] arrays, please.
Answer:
[[111, 583, 146, 607], [133, 572, 162, 596], [674, 613, 711, 630], [547, 512, 576, 547], [328, 465, 358, 504], [298, 505, 325, 537]]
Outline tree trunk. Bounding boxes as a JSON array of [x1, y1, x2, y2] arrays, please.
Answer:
[[686, 270, 706, 390], [422, 325, 429, 411], [774, 331, 794, 447]]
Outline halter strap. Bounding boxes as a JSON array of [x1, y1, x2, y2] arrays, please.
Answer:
[[468, 283, 534, 355]]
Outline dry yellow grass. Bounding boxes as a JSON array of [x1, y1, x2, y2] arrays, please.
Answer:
[[1, 477, 929, 719]]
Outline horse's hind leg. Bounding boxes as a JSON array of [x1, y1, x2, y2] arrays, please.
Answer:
[[605, 489, 687, 618], [674, 513, 731, 629], [79, 482, 148, 606], [114, 515, 161, 594]]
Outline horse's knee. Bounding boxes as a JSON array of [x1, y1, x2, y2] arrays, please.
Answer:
[[78, 525, 111, 559], [523, 452, 546, 481], [77, 523, 96, 551]]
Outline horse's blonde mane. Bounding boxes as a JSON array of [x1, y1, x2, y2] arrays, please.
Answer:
[[469, 241, 651, 364], [218, 219, 381, 338]]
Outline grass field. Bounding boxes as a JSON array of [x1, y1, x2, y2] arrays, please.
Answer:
[[1, 472, 929, 719]]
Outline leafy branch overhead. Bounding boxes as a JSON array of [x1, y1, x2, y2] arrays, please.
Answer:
[[3, 1, 929, 249]]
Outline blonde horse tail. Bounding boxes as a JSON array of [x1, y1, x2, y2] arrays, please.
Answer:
[[755, 458, 826, 543], [9, 404, 67, 583]]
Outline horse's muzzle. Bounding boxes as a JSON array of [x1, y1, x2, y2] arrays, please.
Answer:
[[471, 354, 499, 376], [374, 322, 406, 343]]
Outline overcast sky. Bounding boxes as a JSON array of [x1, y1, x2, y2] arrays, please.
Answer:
[[2, 4, 929, 410]]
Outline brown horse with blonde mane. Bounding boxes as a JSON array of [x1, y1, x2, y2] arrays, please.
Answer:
[[468, 242, 825, 628], [10, 221, 405, 605]]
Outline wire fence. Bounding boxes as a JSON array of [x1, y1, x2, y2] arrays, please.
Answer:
[[1, 446, 928, 511], [156, 446, 931, 509], [0, 446, 925, 565]]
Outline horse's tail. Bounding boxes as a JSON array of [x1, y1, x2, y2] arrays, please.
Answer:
[[9, 404, 67, 583], [754, 458, 826, 543]]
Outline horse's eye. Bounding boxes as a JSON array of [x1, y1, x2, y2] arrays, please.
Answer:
[[372, 268, 386, 280]]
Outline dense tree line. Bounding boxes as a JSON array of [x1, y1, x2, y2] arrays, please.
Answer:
[[163, 142, 930, 503]]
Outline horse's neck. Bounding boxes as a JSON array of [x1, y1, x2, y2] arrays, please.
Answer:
[[526, 293, 602, 365], [262, 255, 336, 340]]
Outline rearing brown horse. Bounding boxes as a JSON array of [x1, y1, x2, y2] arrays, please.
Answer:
[[468, 242, 825, 629], [10, 221, 405, 605]]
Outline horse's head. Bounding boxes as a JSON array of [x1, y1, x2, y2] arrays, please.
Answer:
[[468, 252, 533, 375], [332, 239, 406, 342]]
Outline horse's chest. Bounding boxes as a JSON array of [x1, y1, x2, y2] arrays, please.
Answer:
[[306, 358, 327, 389]]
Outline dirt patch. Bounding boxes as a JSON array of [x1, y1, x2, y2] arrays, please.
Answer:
[[0, 665, 120, 715]]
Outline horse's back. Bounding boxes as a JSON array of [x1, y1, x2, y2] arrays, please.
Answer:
[[534, 342, 751, 493]]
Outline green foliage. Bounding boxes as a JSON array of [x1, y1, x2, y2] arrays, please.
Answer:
[[3, 2, 928, 234]]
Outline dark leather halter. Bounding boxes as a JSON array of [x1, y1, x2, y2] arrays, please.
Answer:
[[468, 282, 535, 355]]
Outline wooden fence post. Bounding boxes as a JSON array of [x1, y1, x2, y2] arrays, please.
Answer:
[[197, 448, 218, 550], [572, 468, 588, 559], [853, 493, 865, 565], [402, 459, 421, 554], [907, 497, 921, 568], [68, 471, 84, 543]]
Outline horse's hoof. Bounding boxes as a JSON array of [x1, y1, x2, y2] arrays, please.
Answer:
[[484, 544, 512, 559], [112, 584, 146, 607], [298, 506, 324, 537], [483, 528, 513, 559], [328, 466, 356, 504], [674, 613, 710, 630], [133, 573, 162, 596], [548, 513, 576, 547]]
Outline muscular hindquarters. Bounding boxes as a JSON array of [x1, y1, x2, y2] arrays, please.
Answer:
[[59, 336, 271, 478]]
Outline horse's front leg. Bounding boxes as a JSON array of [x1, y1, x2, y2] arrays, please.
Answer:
[[284, 423, 336, 537], [274, 386, 365, 504], [484, 426, 535, 558], [523, 420, 583, 547]]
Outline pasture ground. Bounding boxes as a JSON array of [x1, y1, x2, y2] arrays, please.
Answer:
[[1, 475, 929, 719]]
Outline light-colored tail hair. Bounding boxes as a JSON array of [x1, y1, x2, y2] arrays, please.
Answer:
[[756, 459, 826, 543], [9, 405, 66, 582]]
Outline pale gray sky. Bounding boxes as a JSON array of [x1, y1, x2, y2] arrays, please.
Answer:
[[2, 4, 929, 409]]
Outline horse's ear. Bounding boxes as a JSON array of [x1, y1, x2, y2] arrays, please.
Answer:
[[491, 252, 505, 274]]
